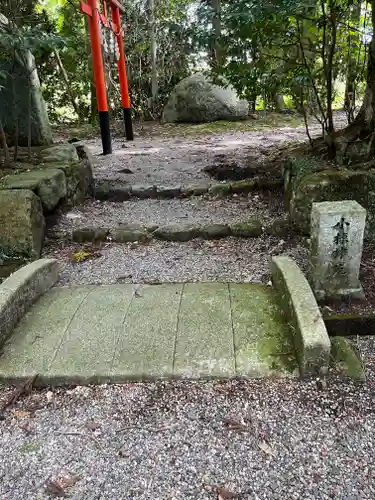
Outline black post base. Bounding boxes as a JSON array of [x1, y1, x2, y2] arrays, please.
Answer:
[[123, 107, 134, 141], [99, 111, 112, 155]]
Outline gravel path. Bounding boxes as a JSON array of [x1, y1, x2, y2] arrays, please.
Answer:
[[44, 235, 308, 286], [53, 192, 285, 232], [85, 115, 347, 187], [1, 372, 375, 500]]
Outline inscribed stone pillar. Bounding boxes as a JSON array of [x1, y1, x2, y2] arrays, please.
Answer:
[[310, 201, 366, 300]]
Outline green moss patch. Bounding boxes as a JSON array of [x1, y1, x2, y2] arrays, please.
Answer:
[[330, 336, 365, 380]]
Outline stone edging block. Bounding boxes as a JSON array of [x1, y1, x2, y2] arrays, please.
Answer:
[[93, 179, 283, 201], [271, 255, 330, 376], [70, 218, 293, 244], [0, 259, 59, 348]]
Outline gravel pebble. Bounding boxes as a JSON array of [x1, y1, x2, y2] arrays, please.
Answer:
[[44, 235, 308, 286], [1, 375, 375, 499], [53, 193, 285, 232]]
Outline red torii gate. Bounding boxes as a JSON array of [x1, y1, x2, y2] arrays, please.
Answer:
[[80, 0, 133, 155]]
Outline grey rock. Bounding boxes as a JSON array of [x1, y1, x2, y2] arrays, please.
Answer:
[[264, 218, 292, 237], [41, 144, 79, 163], [94, 182, 131, 201], [182, 185, 210, 197], [157, 185, 182, 198], [72, 227, 109, 243], [208, 183, 232, 197], [201, 223, 231, 239], [162, 73, 249, 123], [231, 220, 263, 237], [110, 227, 150, 243], [0, 14, 52, 146], [153, 224, 200, 242], [0, 189, 44, 259], [131, 184, 157, 199], [1, 168, 66, 212], [54, 160, 93, 206]]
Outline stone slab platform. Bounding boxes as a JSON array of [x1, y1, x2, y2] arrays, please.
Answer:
[[0, 283, 298, 385]]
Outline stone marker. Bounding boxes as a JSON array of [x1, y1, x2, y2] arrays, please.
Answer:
[[310, 200, 366, 300]]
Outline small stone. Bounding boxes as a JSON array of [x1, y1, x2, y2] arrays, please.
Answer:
[[182, 185, 209, 197], [94, 182, 130, 201], [230, 220, 263, 237], [72, 227, 109, 243], [200, 224, 231, 239], [157, 186, 182, 198], [131, 184, 157, 199], [230, 179, 257, 194], [208, 183, 231, 197], [264, 218, 291, 237], [153, 224, 199, 242], [110, 228, 150, 243]]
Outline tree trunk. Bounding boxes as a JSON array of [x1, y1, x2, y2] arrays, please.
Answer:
[[54, 49, 80, 118], [211, 0, 223, 68], [0, 121, 10, 167], [148, 0, 158, 113], [344, 2, 361, 123], [342, 1, 375, 139]]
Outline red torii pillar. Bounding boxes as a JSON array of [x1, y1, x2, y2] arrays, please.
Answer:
[[80, 0, 133, 155]]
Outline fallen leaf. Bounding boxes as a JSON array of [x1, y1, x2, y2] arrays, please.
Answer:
[[258, 440, 276, 457], [44, 479, 65, 497], [11, 410, 29, 418], [218, 486, 236, 499]]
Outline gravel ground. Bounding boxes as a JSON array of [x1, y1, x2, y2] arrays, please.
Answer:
[[44, 235, 308, 286], [1, 372, 375, 500], [84, 115, 347, 187], [52, 192, 285, 232]]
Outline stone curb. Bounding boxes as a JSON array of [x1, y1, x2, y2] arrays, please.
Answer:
[[271, 255, 331, 376], [94, 178, 283, 201], [0, 259, 60, 349], [70, 219, 291, 244]]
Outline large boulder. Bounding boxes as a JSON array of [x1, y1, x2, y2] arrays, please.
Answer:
[[162, 73, 249, 123], [1, 168, 67, 212], [284, 156, 375, 239], [0, 190, 44, 259], [0, 15, 52, 147]]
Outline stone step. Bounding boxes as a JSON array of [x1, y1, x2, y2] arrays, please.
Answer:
[[94, 178, 283, 201], [49, 196, 292, 244], [0, 282, 298, 384], [65, 219, 292, 244]]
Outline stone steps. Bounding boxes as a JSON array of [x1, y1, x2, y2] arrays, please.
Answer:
[[49, 193, 292, 244], [64, 219, 292, 244], [94, 177, 283, 201]]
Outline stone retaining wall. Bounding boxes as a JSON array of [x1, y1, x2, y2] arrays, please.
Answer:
[[0, 143, 93, 260]]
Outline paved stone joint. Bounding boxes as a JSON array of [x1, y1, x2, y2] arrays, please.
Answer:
[[0, 282, 298, 385]]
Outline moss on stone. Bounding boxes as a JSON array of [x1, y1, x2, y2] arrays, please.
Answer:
[[234, 283, 298, 374], [231, 220, 263, 237], [200, 223, 231, 239], [290, 168, 375, 234], [208, 183, 232, 197], [264, 218, 291, 236], [230, 179, 257, 193], [330, 336, 365, 380]]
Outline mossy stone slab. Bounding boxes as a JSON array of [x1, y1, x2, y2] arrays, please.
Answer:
[[230, 283, 298, 376]]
